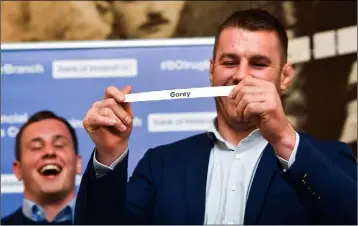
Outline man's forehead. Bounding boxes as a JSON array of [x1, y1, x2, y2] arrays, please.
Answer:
[[22, 119, 71, 142], [217, 27, 281, 58]]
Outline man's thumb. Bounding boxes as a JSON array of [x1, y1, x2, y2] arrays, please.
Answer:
[[122, 85, 132, 95]]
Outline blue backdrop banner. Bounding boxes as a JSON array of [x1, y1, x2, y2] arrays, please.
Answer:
[[1, 38, 219, 217]]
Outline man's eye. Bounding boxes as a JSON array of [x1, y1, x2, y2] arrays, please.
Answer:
[[222, 61, 237, 66], [252, 63, 266, 67], [54, 142, 68, 149], [30, 146, 42, 151]]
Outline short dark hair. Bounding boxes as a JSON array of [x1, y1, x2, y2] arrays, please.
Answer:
[[15, 110, 79, 161], [213, 8, 288, 63]]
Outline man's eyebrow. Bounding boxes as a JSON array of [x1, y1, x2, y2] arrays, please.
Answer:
[[26, 137, 44, 148], [29, 137, 43, 143], [53, 134, 70, 142], [250, 54, 272, 64], [218, 53, 238, 60]]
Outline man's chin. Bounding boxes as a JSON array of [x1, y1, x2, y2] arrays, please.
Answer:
[[39, 186, 70, 201], [39, 185, 65, 195], [37, 178, 66, 193]]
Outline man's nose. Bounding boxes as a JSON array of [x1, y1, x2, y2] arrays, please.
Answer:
[[42, 147, 56, 158], [232, 63, 249, 84]]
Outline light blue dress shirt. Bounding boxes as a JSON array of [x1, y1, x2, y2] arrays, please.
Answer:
[[22, 197, 76, 223], [93, 118, 299, 225]]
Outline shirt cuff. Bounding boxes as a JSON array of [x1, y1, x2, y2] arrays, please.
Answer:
[[93, 147, 129, 178], [277, 132, 300, 171]]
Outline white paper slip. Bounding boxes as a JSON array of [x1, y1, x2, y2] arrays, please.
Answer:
[[124, 85, 236, 103]]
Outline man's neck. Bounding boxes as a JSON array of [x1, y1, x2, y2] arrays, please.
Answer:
[[24, 190, 75, 221], [216, 115, 257, 146]]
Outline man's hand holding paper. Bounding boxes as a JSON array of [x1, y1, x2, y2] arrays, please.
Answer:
[[83, 85, 133, 166]]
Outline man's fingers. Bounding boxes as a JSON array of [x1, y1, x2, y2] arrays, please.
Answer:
[[98, 108, 128, 132], [97, 98, 132, 126], [229, 81, 245, 99], [234, 86, 264, 105], [83, 108, 116, 133], [104, 86, 126, 103], [229, 76, 270, 99], [83, 85, 134, 135], [242, 102, 266, 124], [121, 85, 133, 114], [236, 93, 266, 121], [122, 85, 132, 95], [83, 107, 130, 134], [103, 85, 133, 116], [91, 100, 102, 109]]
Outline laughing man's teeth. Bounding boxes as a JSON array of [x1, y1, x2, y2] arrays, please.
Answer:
[[40, 164, 60, 173]]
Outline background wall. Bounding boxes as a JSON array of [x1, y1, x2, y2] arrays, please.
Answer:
[[1, 0, 357, 217]]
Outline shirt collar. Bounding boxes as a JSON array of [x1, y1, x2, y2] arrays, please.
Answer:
[[207, 117, 264, 150], [22, 196, 76, 223]]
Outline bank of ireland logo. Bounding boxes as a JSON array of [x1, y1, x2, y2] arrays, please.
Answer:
[[147, 112, 216, 132]]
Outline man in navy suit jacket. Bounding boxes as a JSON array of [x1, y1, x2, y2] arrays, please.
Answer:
[[75, 8, 357, 225]]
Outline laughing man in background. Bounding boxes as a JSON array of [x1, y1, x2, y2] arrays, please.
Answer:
[[1, 110, 81, 225]]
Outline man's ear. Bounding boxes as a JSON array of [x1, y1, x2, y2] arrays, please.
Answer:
[[280, 63, 294, 92], [210, 59, 214, 86], [13, 161, 23, 181], [76, 155, 82, 174]]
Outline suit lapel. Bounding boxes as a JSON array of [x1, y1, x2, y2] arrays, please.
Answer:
[[244, 143, 278, 225], [185, 134, 213, 225]]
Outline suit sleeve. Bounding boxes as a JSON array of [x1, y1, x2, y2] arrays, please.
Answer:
[[281, 134, 357, 225], [74, 148, 158, 225]]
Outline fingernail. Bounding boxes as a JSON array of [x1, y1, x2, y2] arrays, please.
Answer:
[[125, 116, 131, 124], [118, 95, 124, 102], [121, 124, 127, 131], [109, 119, 116, 125]]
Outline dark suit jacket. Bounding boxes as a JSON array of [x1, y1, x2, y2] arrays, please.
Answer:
[[2, 208, 29, 225], [1, 207, 72, 225], [74, 132, 357, 225]]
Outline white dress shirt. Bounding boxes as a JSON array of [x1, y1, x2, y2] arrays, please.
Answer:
[[93, 118, 299, 225], [204, 120, 299, 224]]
